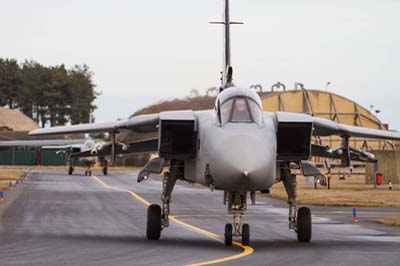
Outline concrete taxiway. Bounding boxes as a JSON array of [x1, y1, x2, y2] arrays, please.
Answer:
[[0, 171, 399, 266]]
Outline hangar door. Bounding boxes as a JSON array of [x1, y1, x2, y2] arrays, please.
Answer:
[[15, 149, 36, 165], [41, 150, 66, 166], [0, 148, 12, 165]]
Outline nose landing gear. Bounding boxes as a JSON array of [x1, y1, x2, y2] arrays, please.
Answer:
[[84, 168, 92, 176], [224, 191, 250, 246]]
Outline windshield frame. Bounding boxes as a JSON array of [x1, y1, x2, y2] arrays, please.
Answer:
[[218, 96, 263, 126]]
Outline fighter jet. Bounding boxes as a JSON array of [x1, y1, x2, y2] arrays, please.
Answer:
[[60, 139, 109, 176], [29, 0, 400, 246], [0, 139, 109, 176]]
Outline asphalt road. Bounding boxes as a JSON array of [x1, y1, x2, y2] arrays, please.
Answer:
[[0, 170, 399, 266]]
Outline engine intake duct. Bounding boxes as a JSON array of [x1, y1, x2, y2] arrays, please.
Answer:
[[159, 111, 197, 160]]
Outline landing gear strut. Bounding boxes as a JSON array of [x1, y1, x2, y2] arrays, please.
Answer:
[[102, 160, 108, 176], [68, 166, 74, 175], [281, 164, 312, 242], [146, 161, 180, 240], [161, 171, 177, 228], [224, 191, 249, 246]]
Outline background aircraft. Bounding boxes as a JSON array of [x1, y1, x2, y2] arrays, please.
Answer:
[[0, 139, 109, 176], [29, 0, 400, 246]]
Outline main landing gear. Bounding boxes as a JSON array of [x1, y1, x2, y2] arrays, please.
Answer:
[[146, 161, 181, 240], [68, 166, 74, 175], [102, 160, 108, 176], [101, 158, 108, 175], [281, 164, 312, 242], [224, 191, 250, 246]]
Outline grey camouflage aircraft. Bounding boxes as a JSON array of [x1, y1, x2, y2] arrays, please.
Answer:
[[0, 139, 108, 176], [29, 0, 400, 246]]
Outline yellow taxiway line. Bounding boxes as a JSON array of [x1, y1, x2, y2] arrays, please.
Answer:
[[91, 175, 254, 266]]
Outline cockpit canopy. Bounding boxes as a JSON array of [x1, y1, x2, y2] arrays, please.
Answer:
[[84, 140, 95, 150], [215, 87, 263, 126]]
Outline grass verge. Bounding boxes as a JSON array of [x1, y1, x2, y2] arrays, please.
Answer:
[[267, 175, 400, 207], [375, 216, 400, 227], [0, 169, 24, 190]]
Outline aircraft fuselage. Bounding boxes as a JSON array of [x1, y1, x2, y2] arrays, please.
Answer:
[[185, 87, 278, 192]]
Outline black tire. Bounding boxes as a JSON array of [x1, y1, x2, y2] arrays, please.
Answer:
[[68, 167, 74, 175], [89, 171, 92, 176], [84, 171, 87, 176], [103, 166, 108, 176], [242, 223, 250, 246], [147, 204, 161, 240], [297, 207, 312, 242], [225, 223, 233, 246]]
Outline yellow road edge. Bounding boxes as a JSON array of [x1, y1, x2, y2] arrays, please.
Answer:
[[91, 175, 254, 265]]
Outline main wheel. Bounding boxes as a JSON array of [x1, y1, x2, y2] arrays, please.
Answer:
[[297, 207, 312, 242], [68, 166, 74, 175], [103, 166, 108, 175], [224, 223, 233, 246], [147, 204, 161, 240], [84, 171, 87, 176], [242, 223, 250, 246], [89, 171, 92, 176]]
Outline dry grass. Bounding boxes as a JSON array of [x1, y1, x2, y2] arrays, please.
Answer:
[[0, 165, 141, 172], [0, 169, 24, 190], [0, 169, 24, 180], [0, 165, 76, 171], [375, 216, 400, 227], [268, 175, 400, 207]]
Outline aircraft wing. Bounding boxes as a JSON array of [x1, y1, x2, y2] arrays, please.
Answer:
[[274, 112, 400, 140], [312, 117, 400, 140], [0, 139, 86, 147], [29, 114, 159, 136], [71, 138, 158, 158]]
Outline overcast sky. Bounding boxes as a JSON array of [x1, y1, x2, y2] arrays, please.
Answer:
[[1, 0, 400, 128]]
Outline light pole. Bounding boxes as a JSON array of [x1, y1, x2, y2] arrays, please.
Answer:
[[325, 82, 331, 91]]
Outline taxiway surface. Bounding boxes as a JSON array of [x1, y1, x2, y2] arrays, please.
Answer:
[[0, 171, 399, 266]]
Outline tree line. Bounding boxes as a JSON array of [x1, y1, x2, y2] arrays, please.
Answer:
[[0, 58, 98, 127]]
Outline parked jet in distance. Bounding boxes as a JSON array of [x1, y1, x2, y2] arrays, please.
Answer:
[[59, 139, 109, 176], [0, 139, 109, 176], [29, 0, 400, 246]]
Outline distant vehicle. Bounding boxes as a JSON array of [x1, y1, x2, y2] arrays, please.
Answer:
[[29, 0, 400, 246]]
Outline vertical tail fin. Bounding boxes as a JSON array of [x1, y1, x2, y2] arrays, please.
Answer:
[[223, 0, 231, 81], [211, 0, 242, 91]]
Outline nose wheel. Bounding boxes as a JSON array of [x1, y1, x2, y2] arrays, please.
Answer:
[[225, 191, 250, 246], [224, 223, 250, 246], [224, 223, 232, 246], [84, 170, 92, 176], [242, 223, 250, 246]]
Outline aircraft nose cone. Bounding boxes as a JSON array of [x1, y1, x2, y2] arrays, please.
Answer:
[[210, 134, 275, 191]]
